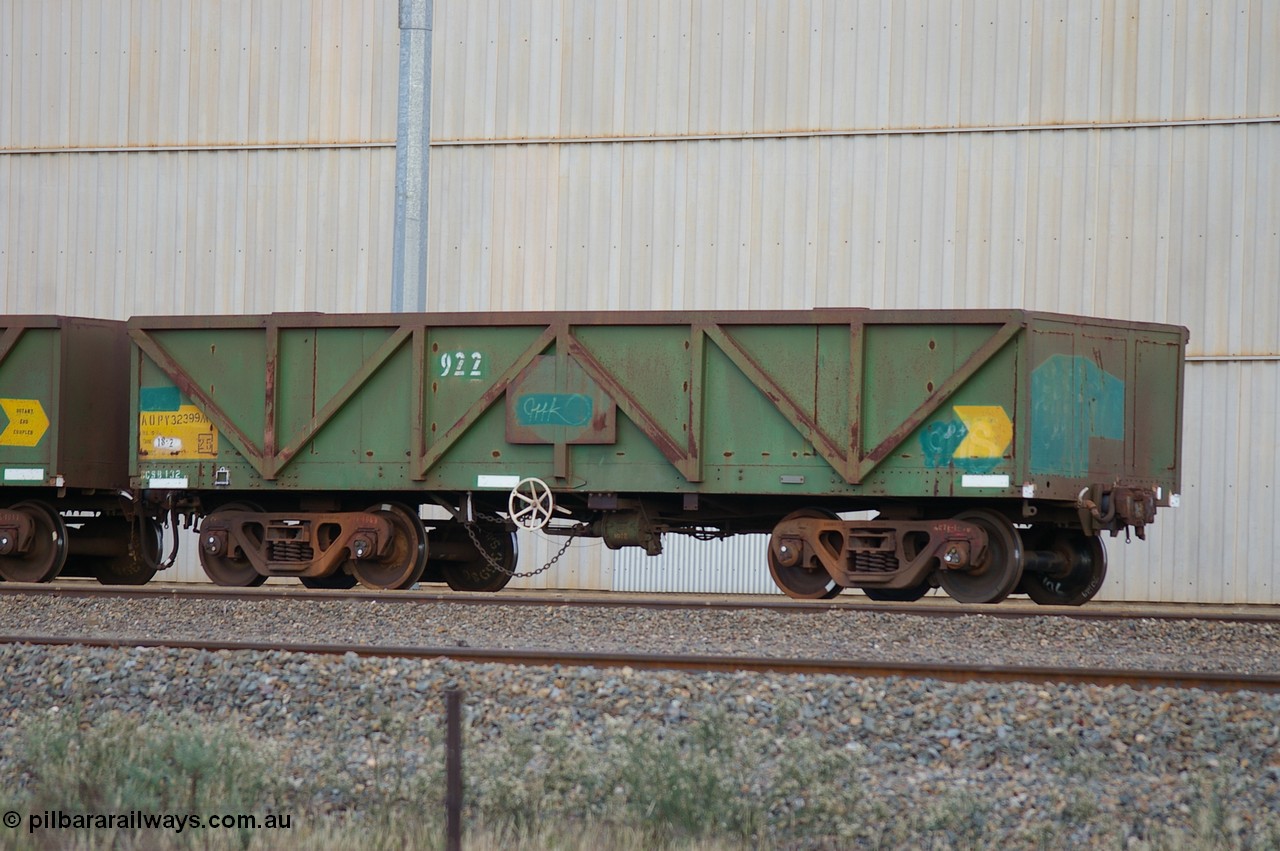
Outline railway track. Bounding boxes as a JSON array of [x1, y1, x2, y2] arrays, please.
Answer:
[[3, 629, 1278, 695], [6, 603, 1277, 847], [5, 582, 1278, 692], [3, 580, 1279, 625]]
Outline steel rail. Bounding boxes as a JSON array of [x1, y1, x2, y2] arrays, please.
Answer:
[[3, 583, 1279, 626], [1, 633, 1276, 694]]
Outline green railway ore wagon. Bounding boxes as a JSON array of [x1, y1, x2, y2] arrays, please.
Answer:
[[129, 309, 1187, 604], [0, 316, 158, 585]]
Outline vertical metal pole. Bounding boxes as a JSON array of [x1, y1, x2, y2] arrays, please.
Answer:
[[392, 0, 433, 313], [445, 689, 463, 851]]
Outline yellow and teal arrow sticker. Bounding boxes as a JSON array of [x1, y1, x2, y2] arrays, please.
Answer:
[[921, 404, 1013, 475], [0, 398, 50, 447]]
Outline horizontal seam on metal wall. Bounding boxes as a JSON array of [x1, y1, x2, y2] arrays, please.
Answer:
[[4, 116, 1276, 154], [0, 141, 396, 155], [430, 115, 1280, 147], [1187, 356, 1280, 363]]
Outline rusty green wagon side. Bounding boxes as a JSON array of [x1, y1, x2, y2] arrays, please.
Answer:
[[129, 309, 1186, 603], [0, 316, 158, 585]]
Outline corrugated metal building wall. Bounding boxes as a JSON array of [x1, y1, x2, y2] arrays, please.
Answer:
[[2, 1, 1277, 601], [1, 0, 400, 316], [428, 0, 1280, 604], [1, 0, 404, 582]]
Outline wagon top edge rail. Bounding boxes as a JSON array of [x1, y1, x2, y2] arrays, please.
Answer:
[[123, 308, 1190, 338]]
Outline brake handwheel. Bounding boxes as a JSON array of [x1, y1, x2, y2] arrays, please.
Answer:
[[508, 477, 555, 531]]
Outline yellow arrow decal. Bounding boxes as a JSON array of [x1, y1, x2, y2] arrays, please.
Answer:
[[953, 405, 1013, 459], [0, 398, 50, 447]]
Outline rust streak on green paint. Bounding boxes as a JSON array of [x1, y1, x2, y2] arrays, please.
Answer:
[[854, 320, 1022, 483], [128, 329, 269, 479]]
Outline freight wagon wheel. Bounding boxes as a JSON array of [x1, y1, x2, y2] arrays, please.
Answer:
[[937, 509, 1023, 605], [767, 508, 844, 600], [198, 502, 268, 587], [350, 503, 428, 590], [94, 516, 162, 586], [1023, 531, 1107, 606], [0, 501, 68, 583], [435, 523, 518, 593]]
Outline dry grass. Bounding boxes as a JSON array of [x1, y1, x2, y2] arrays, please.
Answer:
[[1, 708, 1277, 850]]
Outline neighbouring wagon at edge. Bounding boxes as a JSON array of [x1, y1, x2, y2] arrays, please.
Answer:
[[0, 316, 161, 585]]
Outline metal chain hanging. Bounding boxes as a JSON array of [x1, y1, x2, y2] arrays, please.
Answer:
[[463, 512, 590, 580]]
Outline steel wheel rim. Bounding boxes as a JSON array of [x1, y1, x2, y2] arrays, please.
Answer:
[[439, 524, 517, 592], [0, 501, 68, 583], [937, 509, 1024, 605], [198, 502, 267, 587], [351, 504, 428, 590], [95, 516, 162, 586], [1024, 531, 1107, 606], [767, 508, 843, 600]]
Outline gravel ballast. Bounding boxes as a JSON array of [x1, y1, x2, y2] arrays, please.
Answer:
[[2, 593, 1280, 673], [2, 594, 1279, 846]]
